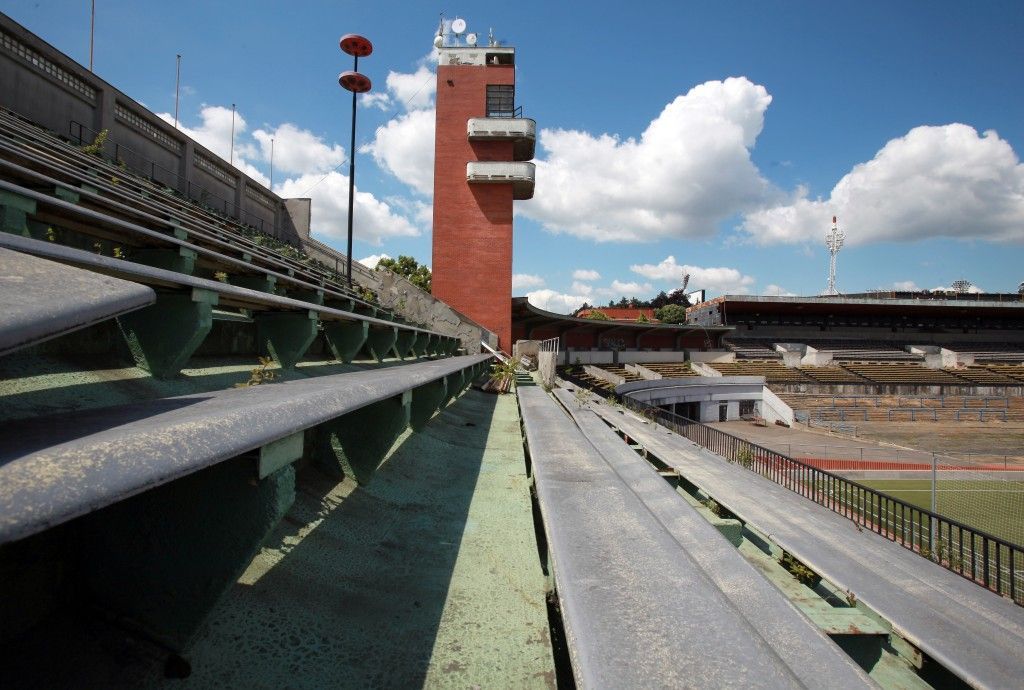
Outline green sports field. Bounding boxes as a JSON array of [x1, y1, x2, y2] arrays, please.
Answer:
[[855, 478, 1024, 547]]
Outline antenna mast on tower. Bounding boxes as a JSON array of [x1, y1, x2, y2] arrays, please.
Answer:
[[824, 215, 845, 296]]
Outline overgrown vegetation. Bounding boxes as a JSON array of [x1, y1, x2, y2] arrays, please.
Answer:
[[80, 128, 108, 156], [377, 255, 432, 293], [235, 357, 278, 387], [780, 551, 821, 588]]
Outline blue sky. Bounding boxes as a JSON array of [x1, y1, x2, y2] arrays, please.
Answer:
[[7, 1, 1024, 312]]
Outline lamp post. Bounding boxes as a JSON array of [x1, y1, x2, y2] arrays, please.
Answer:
[[338, 34, 373, 288]]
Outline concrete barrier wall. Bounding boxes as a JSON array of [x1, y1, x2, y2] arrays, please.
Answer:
[[627, 363, 662, 380], [760, 387, 795, 426], [584, 365, 625, 386], [0, 14, 295, 243], [562, 349, 733, 365]]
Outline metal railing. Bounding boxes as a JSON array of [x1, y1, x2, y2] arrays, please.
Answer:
[[69, 120, 266, 232], [621, 397, 1024, 605]]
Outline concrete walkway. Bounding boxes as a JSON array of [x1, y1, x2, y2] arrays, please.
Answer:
[[148, 389, 552, 688]]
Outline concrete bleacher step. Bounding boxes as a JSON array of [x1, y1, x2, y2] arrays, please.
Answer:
[[0, 247, 154, 356]]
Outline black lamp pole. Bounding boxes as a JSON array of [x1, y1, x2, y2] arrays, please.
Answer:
[[339, 35, 373, 289]]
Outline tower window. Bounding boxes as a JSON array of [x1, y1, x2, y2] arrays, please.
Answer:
[[486, 84, 515, 118]]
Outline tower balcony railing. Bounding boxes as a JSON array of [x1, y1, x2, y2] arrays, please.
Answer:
[[467, 117, 536, 161], [466, 161, 536, 200]]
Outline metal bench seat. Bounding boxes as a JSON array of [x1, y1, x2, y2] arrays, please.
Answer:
[[0, 247, 154, 355], [0, 115, 355, 298], [588, 399, 1024, 690], [0, 354, 490, 545], [0, 175, 387, 319], [0, 233, 459, 371], [518, 386, 873, 688], [0, 146, 358, 304], [548, 389, 875, 688]]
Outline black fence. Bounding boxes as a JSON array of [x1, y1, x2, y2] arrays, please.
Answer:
[[621, 397, 1023, 606], [69, 120, 265, 232]]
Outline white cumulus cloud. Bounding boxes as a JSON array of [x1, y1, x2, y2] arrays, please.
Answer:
[[274, 172, 418, 245], [762, 284, 796, 296], [159, 104, 240, 163], [512, 273, 545, 291], [630, 255, 755, 295], [359, 253, 391, 269], [251, 123, 346, 175], [367, 108, 436, 197], [572, 269, 601, 281], [741, 124, 1024, 246], [521, 77, 778, 242], [892, 280, 920, 291], [526, 289, 590, 315]]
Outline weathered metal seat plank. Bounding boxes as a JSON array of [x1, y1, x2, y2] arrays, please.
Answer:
[[550, 389, 874, 688], [0, 233, 440, 337], [519, 386, 866, 689], [589, 399, 1024, 690], [0, 354, 490, 545], [0, 175, 380, 313], [0, 247, 154, 355], [0, 127, 351, 299]]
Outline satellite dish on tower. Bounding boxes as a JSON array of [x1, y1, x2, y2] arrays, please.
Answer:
[[466, 32, 478, 46], [451, 17, 467, 34], [433, 34, 443, 48]]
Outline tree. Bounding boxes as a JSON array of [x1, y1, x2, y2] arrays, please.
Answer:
[[585, 310, 610, 320], [654, 304, 688, 324], [650, 290, 670, 309], [636, 312, 650, 323], [377, 255, 431, 293]]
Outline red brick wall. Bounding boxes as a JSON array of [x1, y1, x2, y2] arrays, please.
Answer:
[[432, 62, 516, 350]]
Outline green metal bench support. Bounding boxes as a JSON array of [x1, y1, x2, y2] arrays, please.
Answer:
[[394, 329, 417, 360], [322, 320, 368, 363], [70, 456, 295, 652], [132, 245, 197, 275], [0, 189, 35, 236], [255, 309, 319, 369], [410, 378, 448, 431], [364, 325, 398, 363], [118, 287, 217, 378], [313, 390, 411, 484], [231, 273, 276, 294]]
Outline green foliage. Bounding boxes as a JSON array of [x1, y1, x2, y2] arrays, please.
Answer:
[[235, 356, 278, 387], [735, 446, 754, 469], [780, 552, 821, 588], [572, 386, 591, 408], [584, 310, 610, 320], [636, 312, 650, 323], [378, 254, 432, 293], [654, 303, 688, 324], [489, 358, 519, 393], [80, 129, 108, 156]]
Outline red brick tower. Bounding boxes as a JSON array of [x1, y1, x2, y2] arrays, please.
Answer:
[[431, 33, 535, 351]]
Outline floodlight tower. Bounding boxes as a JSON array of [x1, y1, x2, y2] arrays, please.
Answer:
[[824, 215, 845, 296]]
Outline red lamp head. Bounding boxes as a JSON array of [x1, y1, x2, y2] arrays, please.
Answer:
[[339, 70, 372, 93], [339, 34, 373, 58]]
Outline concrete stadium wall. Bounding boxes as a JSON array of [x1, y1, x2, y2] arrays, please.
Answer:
[[616, 376, 783, 424], [0, 14, 300, 244], [300, 236, 493, 354], [561, 349, 733, 366]]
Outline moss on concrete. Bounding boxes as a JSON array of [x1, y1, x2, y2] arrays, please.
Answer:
[[133, 389, 553, 688]]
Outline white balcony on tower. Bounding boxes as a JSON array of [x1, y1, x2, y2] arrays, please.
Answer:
[[467, 117, 536, 161], [466, 161, 535, 200]]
